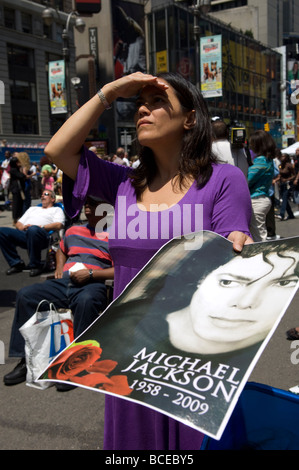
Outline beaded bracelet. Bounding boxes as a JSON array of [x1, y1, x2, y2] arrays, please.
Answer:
[[97, 89, 112, 110]]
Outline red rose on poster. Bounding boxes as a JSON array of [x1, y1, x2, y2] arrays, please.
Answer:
[[46, 341, 132, 396], [47, 342, 102, 380]]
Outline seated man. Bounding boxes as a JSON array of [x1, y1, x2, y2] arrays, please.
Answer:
[[4, 196, 114, 390], [0, 190, 65, 277]]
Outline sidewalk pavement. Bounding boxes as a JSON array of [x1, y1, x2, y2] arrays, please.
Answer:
[[0, 201, 298, 449]]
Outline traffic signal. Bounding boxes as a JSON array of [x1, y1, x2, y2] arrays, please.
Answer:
[[264, 123, 270, 132]]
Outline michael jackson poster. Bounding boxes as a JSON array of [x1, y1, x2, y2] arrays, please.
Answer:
[[39, 231, 299, 440]]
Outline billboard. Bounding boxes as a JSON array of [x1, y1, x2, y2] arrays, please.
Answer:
[[200, 35, 222, 99], [48, 60, 67, 115]]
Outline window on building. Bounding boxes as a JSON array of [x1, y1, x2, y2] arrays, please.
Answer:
[[43, 23, 52, 39], [9, 80, 36, 102], [7, 44, 39, 135], [21, 12, 32, 34], [155, 9, 167, 51], [4, 7, 15, 29], [211, 0, 247, 12], [12, 114, 38, 134], [55, 23, 64, 43]]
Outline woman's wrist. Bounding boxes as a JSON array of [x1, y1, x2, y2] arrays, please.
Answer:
[[101, 84, 118, 107], [97, 89, 111, 109]]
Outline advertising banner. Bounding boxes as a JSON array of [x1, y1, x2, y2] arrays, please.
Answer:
[[285, 110, 295, 136], [39, 232, 299, 440], [48, 60, 67, 114], [200, 35, 222, 98]]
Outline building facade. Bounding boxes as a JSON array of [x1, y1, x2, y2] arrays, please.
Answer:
[[209, 0, 299, 143], [0, 0, 80, 158], [149, 0, 282, 143]]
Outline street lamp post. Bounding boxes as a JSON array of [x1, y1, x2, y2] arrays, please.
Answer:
[[42, 7, 85, 117], [191, 0, 211, 89], [62, 12, 85, 117], [193, 1, 201, 90], [174, 1, 211, 88], [71, 76, 82, 110]]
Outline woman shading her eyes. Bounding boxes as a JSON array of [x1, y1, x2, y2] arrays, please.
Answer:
[[45, 71, 253, 450]]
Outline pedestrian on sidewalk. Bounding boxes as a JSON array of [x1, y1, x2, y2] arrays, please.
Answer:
[[8, 156, 26, 225], [277, 153, 296, 221], [248, 130, 275, 241]]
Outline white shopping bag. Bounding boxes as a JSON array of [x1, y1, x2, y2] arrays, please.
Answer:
[[19, 300, 74, 389]]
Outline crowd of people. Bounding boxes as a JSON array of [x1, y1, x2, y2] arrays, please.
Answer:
[[89, 145, 140, 168], [0, 70, 298, 450], [4, 135, 297, 245], [211, 120, 299, 242], [0, 150, 64, 225]]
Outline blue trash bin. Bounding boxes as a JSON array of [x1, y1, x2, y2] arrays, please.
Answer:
[[201, 382, 299, 450]]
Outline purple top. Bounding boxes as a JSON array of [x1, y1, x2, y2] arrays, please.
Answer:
[[63, 147, 252, 450]]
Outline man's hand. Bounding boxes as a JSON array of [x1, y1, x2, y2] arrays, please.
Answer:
[[69, 269, 90, 285], [228, 231, 254, 253], [54, 267, 64, 279]]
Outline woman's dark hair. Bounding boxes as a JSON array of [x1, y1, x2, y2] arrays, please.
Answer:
[[9, 156, 20, 168], [249, 130, 276, 160], [129, 72, 217, 197]]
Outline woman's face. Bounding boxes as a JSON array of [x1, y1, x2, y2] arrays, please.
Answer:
[[134, 80, 193, 150], [189, 252, 298, 347]]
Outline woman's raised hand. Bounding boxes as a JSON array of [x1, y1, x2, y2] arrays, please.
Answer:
[[102, 72, 169, 103], [45, 73, 169, 180]]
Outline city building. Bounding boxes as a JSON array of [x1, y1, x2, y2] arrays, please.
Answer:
[[209, 0, 299, 144], [149, 0, 282, 144], [0, 0, 83, 159]]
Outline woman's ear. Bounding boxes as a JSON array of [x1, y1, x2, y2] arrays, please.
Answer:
[[184, 110, 196, 130]]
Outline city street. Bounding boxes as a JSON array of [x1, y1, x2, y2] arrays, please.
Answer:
[[0, 203, 298, 450]]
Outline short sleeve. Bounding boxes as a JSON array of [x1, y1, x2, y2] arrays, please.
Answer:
[[59, 236, 67, 256], [53, 207, 65, 224], [210, 165, 252, 237], [63, 146, 131, 217]]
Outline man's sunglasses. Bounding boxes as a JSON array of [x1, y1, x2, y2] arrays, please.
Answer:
[[85, 198, 100, 206]]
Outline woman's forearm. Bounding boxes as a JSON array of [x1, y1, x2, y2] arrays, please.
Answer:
[[44, 94, 106, 180], [44, 80, 125, 179]]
